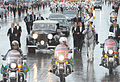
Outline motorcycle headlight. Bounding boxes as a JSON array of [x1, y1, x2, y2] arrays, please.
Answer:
[[48, 34, 53, 39], [58, 55, 65, 61], [108, 50, 113, 55], [10, 63, 17, 69], [32, 33, 38, 39], [40, 40, 45, 45]]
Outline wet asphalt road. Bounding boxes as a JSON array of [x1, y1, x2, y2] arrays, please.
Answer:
[[0, 4, 120, 82]]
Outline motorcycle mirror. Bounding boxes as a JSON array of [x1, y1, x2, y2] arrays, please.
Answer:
[[1, 55, 5, 57], [100, 43, 104, 48]]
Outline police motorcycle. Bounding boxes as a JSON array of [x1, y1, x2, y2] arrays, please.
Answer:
[[50, 37, 74, 82], [1, 50, 28, 82], [100, 38, 119, 74]]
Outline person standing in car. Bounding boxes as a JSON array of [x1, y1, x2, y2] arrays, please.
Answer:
[[37, 13, 44, 20], [15, 21, 22, 48]]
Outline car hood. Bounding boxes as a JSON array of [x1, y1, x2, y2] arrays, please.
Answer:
[[33, 30, 56, 34]]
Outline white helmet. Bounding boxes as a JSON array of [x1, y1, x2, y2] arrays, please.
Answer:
[[12, 40, 19, 46], [59, 37, 67, 44], [108, 32, 114, 37]]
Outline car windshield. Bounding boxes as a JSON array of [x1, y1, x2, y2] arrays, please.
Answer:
[[6, 50, 22, 64], [63, 10, 78, 15], [51, 19, 68, 25], [104, 39, 118, 52], [33, 23, 57, 31]]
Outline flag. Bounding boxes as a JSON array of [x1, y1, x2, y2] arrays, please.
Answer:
[[68, 57, 75, 67], [1, 65, 5, 74], [23, 63, 29, 73], [51, 58, 55, 65]]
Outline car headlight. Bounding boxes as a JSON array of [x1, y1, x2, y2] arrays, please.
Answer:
[[48, 34, 53, 39], [108, 50, 113, 55], [10, 63, 17, 69], [40, 40, 45, 45], [32, 33, 38, 39], [58, 55, 65, 61]]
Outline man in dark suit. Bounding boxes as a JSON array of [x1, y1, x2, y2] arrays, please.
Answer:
[[78, 22, 85, 52], [7, 23, 17, 48], [37, 13, 44, 20], [30, 11, 36, 30], [72, 22, 80, 49], [109, 20, 120, 42], [74, 13, 81, 24], [13, 5, 16, 18], [18, 5, 22, 18], [24, 13, 32, 34], [15, 21, 22, 47]]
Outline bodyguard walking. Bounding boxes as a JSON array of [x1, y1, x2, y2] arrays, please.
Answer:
[[15, 21, 22, 47], [7, 23, 17, 48]]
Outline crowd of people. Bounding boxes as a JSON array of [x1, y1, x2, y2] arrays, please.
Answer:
[[0, 1, 48, 19]]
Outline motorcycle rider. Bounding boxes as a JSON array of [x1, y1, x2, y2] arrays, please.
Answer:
[[100, 32, 119, 65], [3, 40, 23, 60], [54, 37, 71, 57]]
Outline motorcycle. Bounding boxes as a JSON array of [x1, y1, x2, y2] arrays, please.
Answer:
[[1, 50, 28, 82], [100, 39, 119, 74], [50, 46, 73, 82]]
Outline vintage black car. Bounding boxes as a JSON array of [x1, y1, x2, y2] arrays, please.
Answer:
[[48, 13, 70, 37], [26, 20, 61, 53]]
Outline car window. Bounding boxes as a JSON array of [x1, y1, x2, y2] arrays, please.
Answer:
[[33, 24, 57, 31], [51, 19, 68, 25]]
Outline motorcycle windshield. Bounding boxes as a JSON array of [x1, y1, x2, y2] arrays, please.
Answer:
[[104, 39, 118, 53], [6, 50, 22, 64]]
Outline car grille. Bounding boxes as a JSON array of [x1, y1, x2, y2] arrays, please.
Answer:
[[37, 34, 48, 42]]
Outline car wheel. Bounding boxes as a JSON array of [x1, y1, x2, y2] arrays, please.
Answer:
[[28, 47, 35, 53]]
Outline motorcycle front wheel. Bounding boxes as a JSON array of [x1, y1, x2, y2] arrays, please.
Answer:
[[60, 74, 65, 82], [109, 68, 113, 74]]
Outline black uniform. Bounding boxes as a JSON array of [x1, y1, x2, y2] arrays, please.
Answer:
[[109, 24, 120, 42], [7, 27, 17, 48], [72, 26, 80, 48], [15, 26, 22, 47], [18, 6, 22, 18], [24, 15, 32, 34], [13, 7, 16, 18]]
